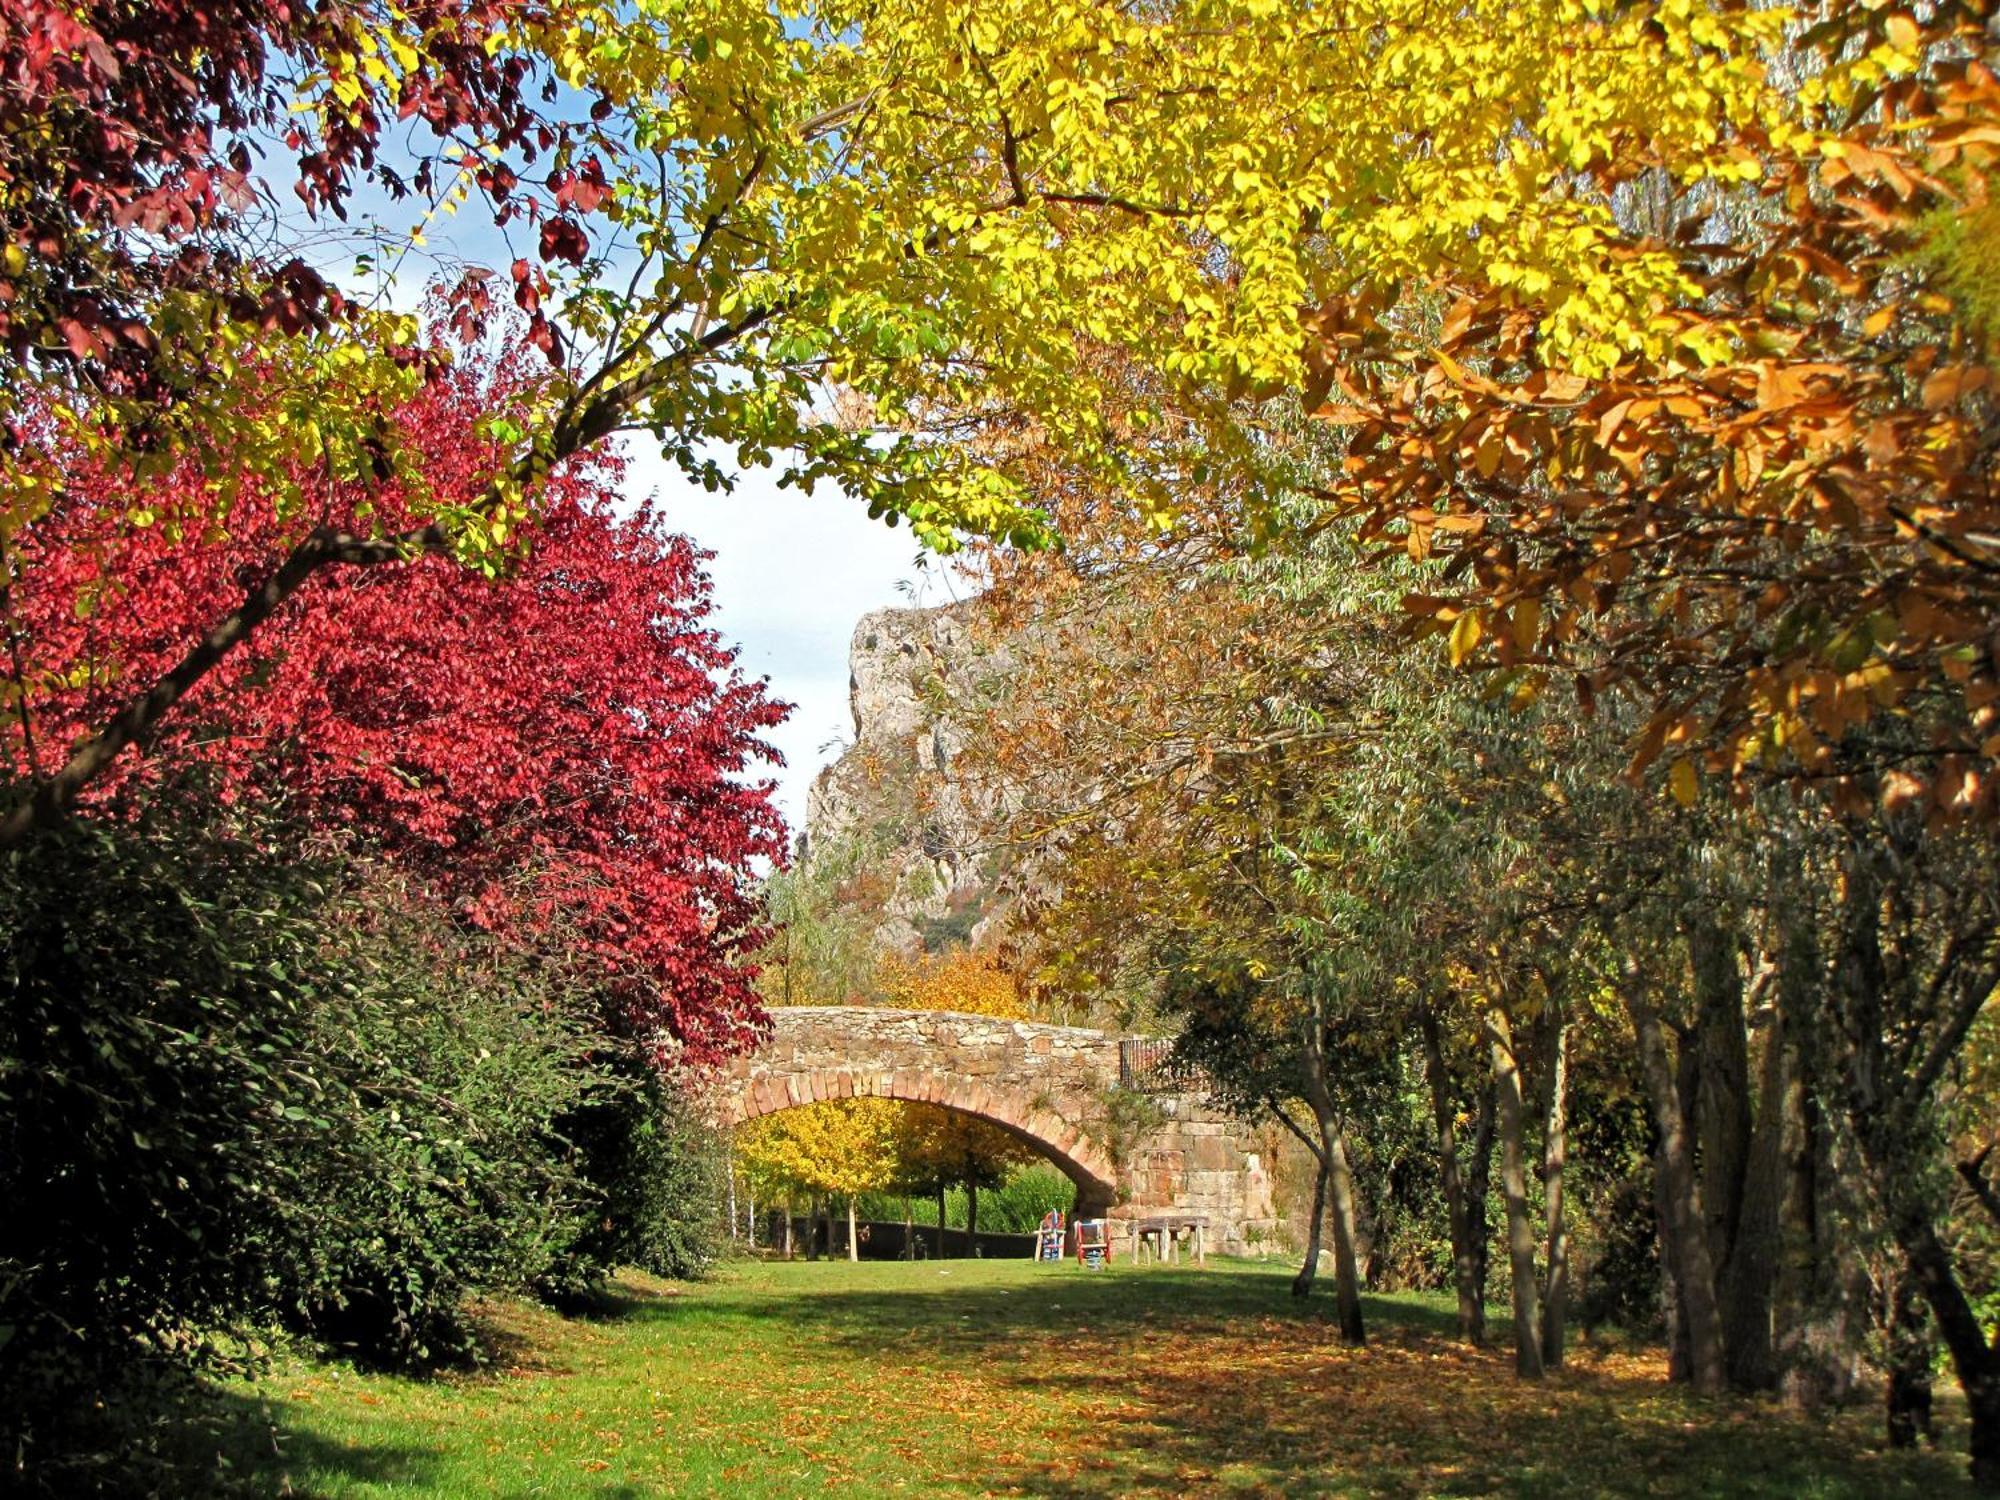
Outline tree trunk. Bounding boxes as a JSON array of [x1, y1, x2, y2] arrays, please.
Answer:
[[1467, 1079, 1496, 1329], [904, 1196, 915, 1261], [806, 1193, 822, 1261], [1886, 1271, 1937, 1450], [937, 1183, 948, 1259], [1488, 1009, 1543, 1379], [1420, 1003, 1485, 1345], [966, 1178, 979, 1249], [1689, 915, 1751, 1278], [1657, 1176, 1692, 1383], [1721, 1008, 1785, 1391], [1298, 1010, 1366, 1344], [1293, 1152, 1329, 1298], [1322, 1122, 1367, 1345], [1539, 1013, 1569, 1371], [1689, 913, 1780, 1391], [783, 1194, 795, 1260], [1628, 988, 1728, 1394], [847, 1196, 859, 1263]]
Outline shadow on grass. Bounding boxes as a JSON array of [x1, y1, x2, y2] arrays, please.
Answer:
[[6, 1364, 441, 1500], [622, 1262, 1973, 1500]]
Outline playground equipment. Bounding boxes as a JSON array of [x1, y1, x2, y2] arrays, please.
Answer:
[[1074, 1218, 1112, 1270], [1034, 1209, 1067, 1263]]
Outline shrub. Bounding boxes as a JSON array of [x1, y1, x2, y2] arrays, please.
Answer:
[[0, 791, 608, 1484], [561, 1052, 727, 1286]]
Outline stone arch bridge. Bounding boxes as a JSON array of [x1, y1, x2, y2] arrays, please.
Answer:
[[717, 1007, 1277, 1251]]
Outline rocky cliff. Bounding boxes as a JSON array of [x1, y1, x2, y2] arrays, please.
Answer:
[[801, 603, 1015, 955]]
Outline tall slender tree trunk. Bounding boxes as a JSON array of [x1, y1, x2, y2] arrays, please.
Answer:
[[1420, 1003, 1486, 1345], [1488, 1009, 1543, 1379], [966, 1178, 979, 1249], [1539, 1013, 1570, 1371], [1467, 1080, 1496, 1323], [1298, 1008, 1365, 1345], [1322, 1122, 1367, 1346], [847, 1196, 859, 1262], [1774, 941, 1852, 1408], [904, 1196, 915, 1261], [783, 1193, 795, 1260], [937, 1183, 948, 1259], [1722, 1011, 1785, 1391], [1293, 1152, 1329, 1299], [1688, 913, 1780, 1390], [1627, 988, 1727, 1394], [1885, 1270, 1937, 1450], [806, 1192, 822, 1261]]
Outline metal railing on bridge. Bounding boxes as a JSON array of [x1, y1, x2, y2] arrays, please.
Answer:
[[1118, 1037, 1198, 1093]]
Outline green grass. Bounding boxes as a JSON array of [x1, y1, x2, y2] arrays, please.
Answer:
[[153, 1258, 1974, 1498]]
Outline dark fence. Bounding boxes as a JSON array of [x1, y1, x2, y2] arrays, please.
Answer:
[[1119, 1037, 1175, 1091], [762, 1214, 1036, 1261]]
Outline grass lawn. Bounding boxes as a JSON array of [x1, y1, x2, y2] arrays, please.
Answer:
[[166, 1257, 1972, 1498]]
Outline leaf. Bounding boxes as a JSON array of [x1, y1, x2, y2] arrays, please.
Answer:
[[1448, 611, 1482, 667], [1668, 759, 1699, 807]]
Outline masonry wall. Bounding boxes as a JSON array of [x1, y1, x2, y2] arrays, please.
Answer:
[[721, 1007, 1287, 1255]]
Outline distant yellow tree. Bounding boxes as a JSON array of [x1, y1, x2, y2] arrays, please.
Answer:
[[736, 1099, 901, 1261], [879, 949, 1025, 1019]]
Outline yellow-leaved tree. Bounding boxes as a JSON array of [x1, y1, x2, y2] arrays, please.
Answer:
[[9, 0, 1802, 846], [735, 1098, 902, 1261]]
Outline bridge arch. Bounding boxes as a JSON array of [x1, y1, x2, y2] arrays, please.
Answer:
[[721, 1063, 1119, 1218]]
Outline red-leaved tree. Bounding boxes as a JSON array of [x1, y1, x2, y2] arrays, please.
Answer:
[[3, 350, 788, 1062]]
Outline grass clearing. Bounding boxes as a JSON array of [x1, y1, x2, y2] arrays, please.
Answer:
[[162, 1257, 1974, 1497]]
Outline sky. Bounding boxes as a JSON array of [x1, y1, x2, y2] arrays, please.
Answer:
[[629, 442, 961, 837]]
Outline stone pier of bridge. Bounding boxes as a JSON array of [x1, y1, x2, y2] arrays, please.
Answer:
[[715, 1007, 1278, 1253]]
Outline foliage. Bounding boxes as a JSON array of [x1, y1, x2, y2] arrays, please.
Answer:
[[736, 1098, 902, 1202], [0, 0, 1826, 842], [1314, 10, 2000, 816], [4, 347, 786, 1059], [0, 787, 617, 1485], [560, 1051, 729, 1287]]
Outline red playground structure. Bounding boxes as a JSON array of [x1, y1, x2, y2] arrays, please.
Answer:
[[1073, 1218, 1112, 1270]]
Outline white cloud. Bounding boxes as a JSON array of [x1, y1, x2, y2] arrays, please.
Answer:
[[620, 440, 962, 836]]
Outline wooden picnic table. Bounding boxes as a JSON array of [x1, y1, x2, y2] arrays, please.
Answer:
[[1131, 1214, 1208, 1266]]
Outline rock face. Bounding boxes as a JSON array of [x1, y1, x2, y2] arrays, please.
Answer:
[[802, 603, 1013, 954]]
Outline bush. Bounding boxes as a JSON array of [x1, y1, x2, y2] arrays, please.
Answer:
[[0, 794, 610, 1484], [280, 899, 603, 1367], [561, 1052, 727, 1286]]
